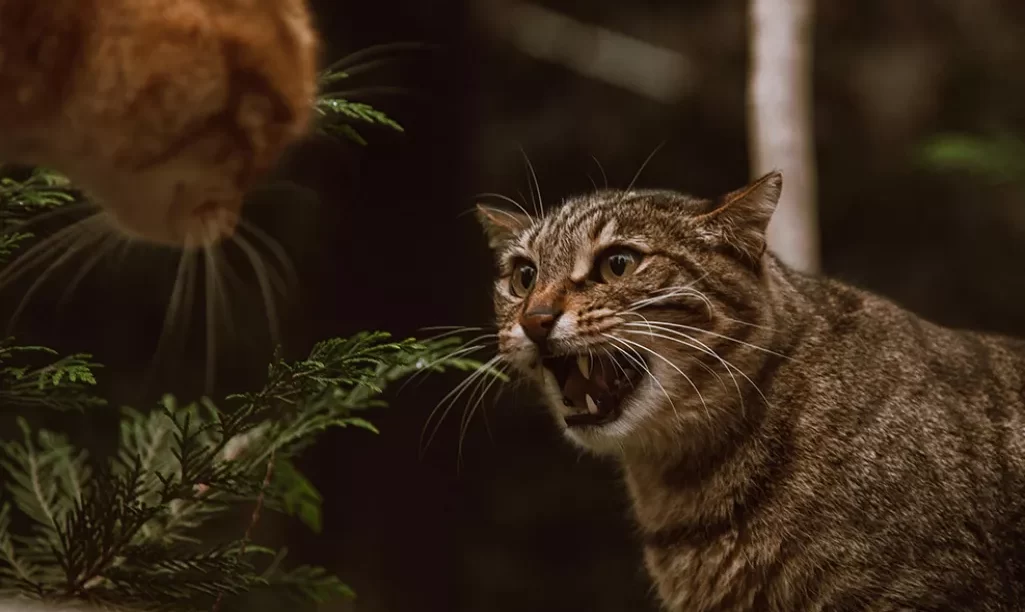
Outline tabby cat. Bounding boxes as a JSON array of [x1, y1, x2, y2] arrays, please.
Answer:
[[477, 171, 1025, 611], [0, 0, 319, 247]]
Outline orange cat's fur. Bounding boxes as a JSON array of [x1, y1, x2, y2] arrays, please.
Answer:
[[0, 0, 320, 247]]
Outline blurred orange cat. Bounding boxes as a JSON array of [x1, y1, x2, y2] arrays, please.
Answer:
[[0, 0, 320, 247]]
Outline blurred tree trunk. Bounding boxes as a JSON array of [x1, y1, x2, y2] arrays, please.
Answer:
[[747, 0, 820, 273]]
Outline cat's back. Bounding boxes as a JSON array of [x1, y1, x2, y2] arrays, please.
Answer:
[[762, 269, 1025, 609]]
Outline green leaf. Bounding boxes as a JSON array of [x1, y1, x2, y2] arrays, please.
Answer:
[[919, 133, 1025, 184], [266, 563, 355, 604], [0, 419, 89, 541], [0, 340, 104, 412], [269, 459, 322, 534]]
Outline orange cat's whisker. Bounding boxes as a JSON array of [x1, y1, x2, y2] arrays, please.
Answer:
[[236, 219, 296, 295], [154, 250, 199, 368], [323, 41, 439, 74], [232, 232, 282, 347], [1, 201, 93, 234], [0, 215, 104, 294], [332, 57, 407, 80], [57, 230, 122, 312], [203, 246, 221, 393], [321, 86, 425, 102], [6, 228, 110, 334]]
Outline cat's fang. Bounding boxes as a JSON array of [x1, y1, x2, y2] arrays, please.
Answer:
[[586, 394, 598, 414], [577, 355, 591, 379]]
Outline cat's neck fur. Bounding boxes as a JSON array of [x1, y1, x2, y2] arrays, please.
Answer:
[[620, 253, 811, 535], [617, 255, 908, 609]]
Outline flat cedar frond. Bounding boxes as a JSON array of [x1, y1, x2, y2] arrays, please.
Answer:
[[0, 232, 33, 264], [262, 563, 354, 604], [0, 420, 89, 545], [0, 169, 77, 224], [314, 66, 404, 146], [0, 341, 105, 412], [0, 330, 496, 610], [0, 169, 80, 264]]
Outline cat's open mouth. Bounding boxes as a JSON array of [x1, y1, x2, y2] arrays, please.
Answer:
[[542, 353, 643, 427]]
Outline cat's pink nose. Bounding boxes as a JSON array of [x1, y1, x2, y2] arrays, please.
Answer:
[[520, 307, 559, 346]]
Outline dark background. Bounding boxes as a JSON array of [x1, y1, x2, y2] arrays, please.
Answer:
[[8, 1, 1025, 610]]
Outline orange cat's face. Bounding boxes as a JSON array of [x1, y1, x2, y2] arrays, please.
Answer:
[[0, 0, 320, 247]]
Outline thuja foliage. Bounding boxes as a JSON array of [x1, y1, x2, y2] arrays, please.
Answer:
[[316, 62, 405, 146], [0, 332, 479, 611], [0, 61, 479, 611]]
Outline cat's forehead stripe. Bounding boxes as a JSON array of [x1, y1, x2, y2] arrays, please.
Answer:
[[527, 192, 619, 249]]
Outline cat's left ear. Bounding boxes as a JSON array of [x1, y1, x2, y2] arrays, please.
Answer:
[[475, 204, 532, 249], [694, 170, 782, 265]]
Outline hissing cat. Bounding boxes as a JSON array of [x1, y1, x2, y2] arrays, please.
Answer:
[[0, 0, 319, 247], [477, 172, 1025, 611]]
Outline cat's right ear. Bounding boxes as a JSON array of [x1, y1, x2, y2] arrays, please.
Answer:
[[475, 205, 532, 249], [692, 171, 782, 266]]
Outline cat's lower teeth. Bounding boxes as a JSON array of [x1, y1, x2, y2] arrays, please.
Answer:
[[585, 394, 598, 414]]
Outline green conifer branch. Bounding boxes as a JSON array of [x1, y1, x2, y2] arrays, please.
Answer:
[[314, 67, 404, 146], [0, 51, 497, 612]]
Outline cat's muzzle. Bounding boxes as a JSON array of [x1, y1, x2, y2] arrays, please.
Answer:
[[542, 353, 642, 427]]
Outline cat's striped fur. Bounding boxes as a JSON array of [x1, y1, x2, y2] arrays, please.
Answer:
[[478, 171, 1025, 611]]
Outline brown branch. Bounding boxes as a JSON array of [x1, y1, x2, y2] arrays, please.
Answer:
[[211, 450, 276, 612]]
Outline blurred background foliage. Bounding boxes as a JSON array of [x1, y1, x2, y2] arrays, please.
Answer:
[[5, 0, 1025, 611]]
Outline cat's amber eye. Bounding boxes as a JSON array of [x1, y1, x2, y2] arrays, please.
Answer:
[[597, 247, 642, 282], [510, 260, 537, 297]]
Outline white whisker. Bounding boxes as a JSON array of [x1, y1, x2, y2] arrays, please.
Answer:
[[621, 319, 788, 358], [590, 155, 609, 190], [620, 317, 728, 394], [397, 336, 497, 393], [457, 361, 508, 468], [605, 333, 710, 423], [620, 326, 770, 410], [420, 355, 505, 458], [623, 141, 666, 194], [520, 149, 545, 218], [620, 326, 743, 410], [602, 335, 682, 423]]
